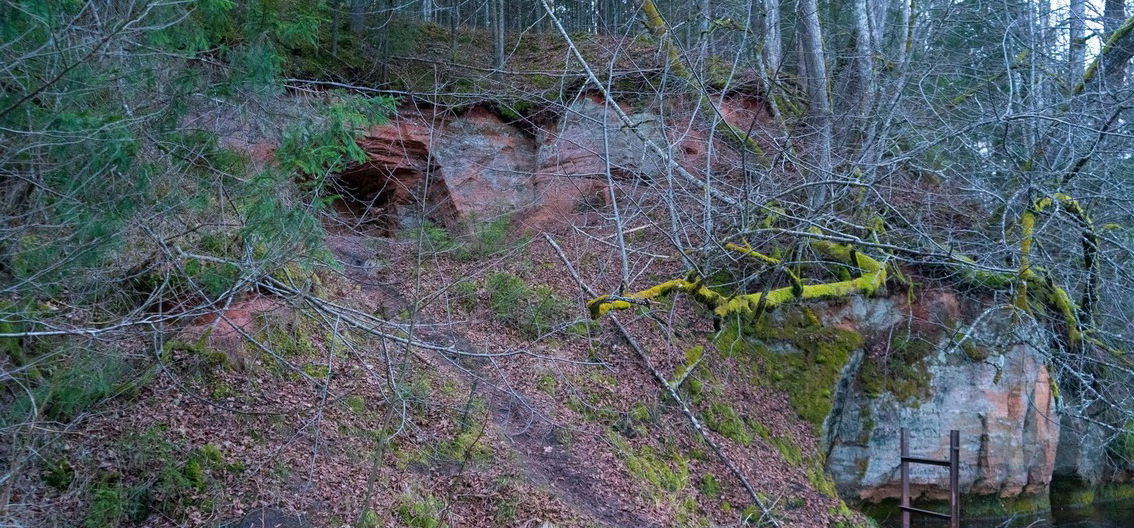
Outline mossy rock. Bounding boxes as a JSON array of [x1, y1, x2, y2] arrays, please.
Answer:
[[858, 332, 934, 403], [716, 307, 864, 430]]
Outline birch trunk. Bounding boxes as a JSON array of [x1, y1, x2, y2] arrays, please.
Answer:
[[797, 0, 833, 207], [763, 0, 782, 73]]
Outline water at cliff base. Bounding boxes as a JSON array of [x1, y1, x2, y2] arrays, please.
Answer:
[[879, 500, 1134, 527]]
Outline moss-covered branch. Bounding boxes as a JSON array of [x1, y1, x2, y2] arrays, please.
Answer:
[[1016, 193, 1100, 346], [588, 237, 886, 319], [1073, 13, 1134, 95]]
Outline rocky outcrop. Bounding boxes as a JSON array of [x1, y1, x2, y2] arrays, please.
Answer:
[[535, 95, 665, 181], [525, 96, 664, 228], [1053, 412, 1110, 489], [342, 114, 438, 231], [430, 106, 540, 224], [338, 97, 674, 232], [813, 293, 1061, 516]]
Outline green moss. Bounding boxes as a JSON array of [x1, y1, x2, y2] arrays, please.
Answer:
[[302, 362, 330, 379], [858, 333, 933, 403], [451, 280, 478, 311], [256, 312, 322, 371], [437, 429, 494, 464], [807, 464, 839, 497], [1098, 483, 1134, 502], [1047, 476, 1134, 508], [358, 509, 381, 528], [566, 394, 619, 423], [859, 406, 876, 440], [610, 433, 690, 497], [769, 435, 803, 466], [395, 491, 447, 528], [703, 402, 753, 445], [629, 402, 652, 423], [715, 308, 864, 430], [670, 345, 705, 387], [535, 374, 557, 396], [700, 474, 723, 498], [961, 492, 1050, 517], [344, 395, 366, 414], [1051, 486, 1097, 508], [862, 492, 1049, 520], [960, 338, 992, 361]]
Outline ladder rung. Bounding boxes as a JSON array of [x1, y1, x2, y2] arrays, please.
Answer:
[[901, 455, 951, 467], [899, 505, 951, 520]]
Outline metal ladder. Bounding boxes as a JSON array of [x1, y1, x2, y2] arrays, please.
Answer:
[[900, 428, 960, 528]]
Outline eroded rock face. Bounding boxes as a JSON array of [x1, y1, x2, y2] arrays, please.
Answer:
[[343, 114, 437, 231], [431, 106, 540, 224], [343, 108, 540, 232], [535, 95, 665, 181], [819, 295, 1060, 515], [341, 98, 673, 232]]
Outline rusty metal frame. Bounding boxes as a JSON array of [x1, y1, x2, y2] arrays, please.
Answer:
[[900, 428, 960, 528]]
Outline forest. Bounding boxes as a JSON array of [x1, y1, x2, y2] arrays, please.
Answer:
[[3, 0, 1134, 527]]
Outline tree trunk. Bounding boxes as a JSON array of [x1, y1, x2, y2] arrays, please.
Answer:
[[1070, 0, 1086, 83], [494, 0, 505, 77], [796, 0, 833, 207], [853, 0, 874, 114], [1104, 0, 1132, 88], [350, 0, 365, 32], [701, 0, 712, 68], [763, 0, 782, 73]]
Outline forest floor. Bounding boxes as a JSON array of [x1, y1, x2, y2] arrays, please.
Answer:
[[8, 208, 866, 527]]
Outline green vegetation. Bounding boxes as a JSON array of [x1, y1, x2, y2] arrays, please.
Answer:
[[747, 418, 803, 467], [82, 428, 229, 526], [405, 220, 460, 255], [610, 433, 691, 497], [436, 428, 494, 464], [485, 272, 573, 338], [395, 491, 448, 528], [42, 458, 74, 490], [670, 345, 705, 387], [536, 373, 558, 395], [700, 474, 723, 498], [358, 509, 382, 528], [456, 216, 517, 260], [451, 280, 479, 311], [84, 480, 149, 528], [859, 333, 933, 403], [404, 215, 521, 260], [344, 395, 367, 414], [716, 308, 864, 430], [703, 402, 753, 445]]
